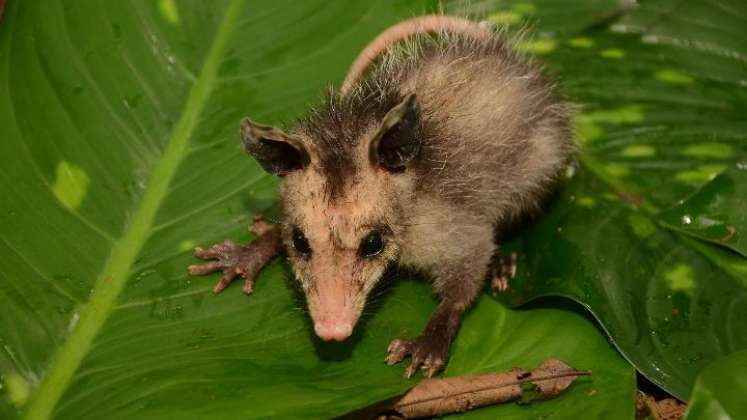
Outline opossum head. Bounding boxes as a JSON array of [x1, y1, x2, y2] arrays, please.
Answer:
[[241, 93, 421, 341]]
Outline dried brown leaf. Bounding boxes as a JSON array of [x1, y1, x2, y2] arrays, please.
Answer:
[[650, 399, 686, 420], [531, 359, 582, 398], [386, 359, 590, 418], [636, 391, 687, 420]]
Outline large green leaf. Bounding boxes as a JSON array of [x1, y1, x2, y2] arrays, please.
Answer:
[[0, 1, 635, 419], [449, 0, 747, 400], [443, 299, 635, 420], [497, 168, 747, 401], [659, 167, 747, 259], [448, 0, 628, 35], [684, 351, 747, 420]]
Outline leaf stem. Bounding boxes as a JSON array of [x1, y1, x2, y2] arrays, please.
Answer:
[[21, 1, 244, 419]]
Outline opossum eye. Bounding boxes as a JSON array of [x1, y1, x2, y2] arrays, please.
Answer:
[[360, 231, 384, 257], [292, 228, 311, 257]]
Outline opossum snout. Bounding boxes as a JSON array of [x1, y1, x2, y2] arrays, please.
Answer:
[[314, 320, 354, 342], [308, 278, 359, 341]]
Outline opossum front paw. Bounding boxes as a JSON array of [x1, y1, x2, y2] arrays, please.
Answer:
[[189, 240, 253, 294], [385, 335, 450, 379], [188, 216, 282, 295]]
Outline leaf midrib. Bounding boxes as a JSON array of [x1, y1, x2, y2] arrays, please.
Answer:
[[20, 1, 243, 418]]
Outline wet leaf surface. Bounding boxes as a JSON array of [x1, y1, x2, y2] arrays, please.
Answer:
[[659, 166, 747, 258], [683, 351, 747, 420], [446, 0, 747, 401], [496, 171, 747, 401], [2, 0, 745, 417], [0, 1, 636, 419]]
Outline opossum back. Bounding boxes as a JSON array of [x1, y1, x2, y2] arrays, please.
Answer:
[[357, 27, 576, 222]]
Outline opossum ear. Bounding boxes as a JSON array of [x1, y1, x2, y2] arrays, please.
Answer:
[[369, 93, 421, 171], [240, 118, 310, 176]]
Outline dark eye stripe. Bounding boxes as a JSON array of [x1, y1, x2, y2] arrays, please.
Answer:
[[292, 228, 311, 257]]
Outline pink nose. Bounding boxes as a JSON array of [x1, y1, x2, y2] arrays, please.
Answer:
[[314, 321, 353, 341]]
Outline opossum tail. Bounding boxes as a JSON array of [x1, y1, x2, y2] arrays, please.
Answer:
[[340, 15, 493, 95]]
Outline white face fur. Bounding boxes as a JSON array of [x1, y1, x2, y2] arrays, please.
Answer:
[[240, 94, 420, 342], [279, 163, 408, 341]]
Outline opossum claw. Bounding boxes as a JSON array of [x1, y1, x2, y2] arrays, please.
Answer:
[[188, 218, 282, 295], [386, 335, 449, 379], [491, 251, 517, 293], [385, 338, 410, 365], [248, 213, 274, 236]]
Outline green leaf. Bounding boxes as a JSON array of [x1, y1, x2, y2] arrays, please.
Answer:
[[443, 299, 635, 420], [0, 1, 634, 419], [658, 166, 747, 259], [684, 351, 747, 420], [449, 0, 628, 35], [447, 0, 747, 401], [341, 293, 636, 420], [497, 170, 747, 401]]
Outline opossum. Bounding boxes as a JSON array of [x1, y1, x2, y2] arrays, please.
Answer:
[[189, 15, 575, 378]]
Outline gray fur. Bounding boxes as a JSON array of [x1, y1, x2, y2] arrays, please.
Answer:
[[241, 18, 576, 375]]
